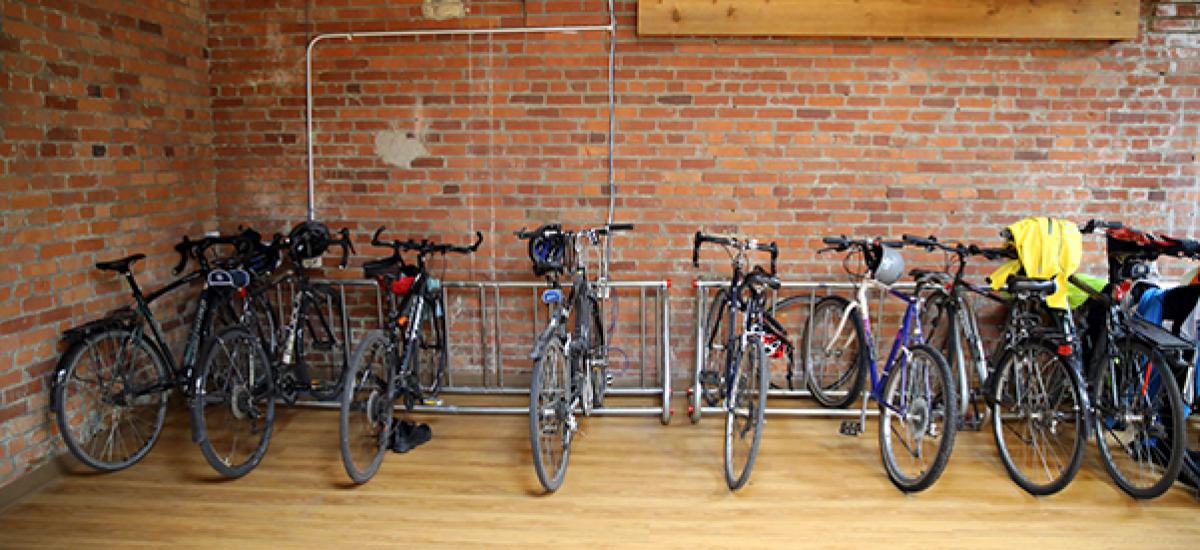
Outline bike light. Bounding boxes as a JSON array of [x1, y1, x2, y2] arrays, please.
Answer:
[[237, 287, 247, 299], [1113, 280, 1131, 302], [666, 279, 672, 290], [1057, 344, 1073, 356], [398, 315, 408, 327], [691, 279, 698, 288]]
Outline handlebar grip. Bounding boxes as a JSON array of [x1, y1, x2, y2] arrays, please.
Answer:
[[692, 231, 703, 267], [372, 226, 386, 247], [761, 241, 778, 275], [607, 223, 634, 232], [338, 228, 353, 269], [822, 236, 846, 246]]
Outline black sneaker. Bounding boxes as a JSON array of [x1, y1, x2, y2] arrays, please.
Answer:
[[390, 420, 432, 453]]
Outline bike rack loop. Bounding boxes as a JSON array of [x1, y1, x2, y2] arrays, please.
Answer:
[[293, 278, 672, 425], [690, 280, 921, 423]]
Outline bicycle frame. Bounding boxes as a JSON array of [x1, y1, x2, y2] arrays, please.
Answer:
[[826, 278, 926, 425]]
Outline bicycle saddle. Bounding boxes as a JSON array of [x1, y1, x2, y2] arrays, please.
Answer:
[[1005, 275, 1057, 295], [95, 254, 146, 273]]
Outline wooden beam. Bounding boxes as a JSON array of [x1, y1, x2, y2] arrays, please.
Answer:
[[638, 0, 1139, 40]]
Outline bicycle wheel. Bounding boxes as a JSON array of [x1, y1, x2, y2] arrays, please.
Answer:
[[694, 289, 731, 422], [1093, 340, 1185, 499], [414, 299, 448, 397], [991, 341, 1087, 496], [192, 326, 275, 478], [724, 339, 768, 490], [340, 330, 396, 484], [768, 295, 806, 391], [878, 344, 957, 492], [299, 284, 346, 401], [802, 295, 866, 409], [530, 337, 571, 493], [53, 328, 169, 471]]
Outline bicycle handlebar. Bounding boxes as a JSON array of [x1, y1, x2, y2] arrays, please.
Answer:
[[693, 231, 778, 274], [172, 228, 274, 275], [1080, 219, 1124, 235], [371, 226, 484, 257]]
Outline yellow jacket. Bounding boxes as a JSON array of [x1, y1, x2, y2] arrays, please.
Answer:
[[989, 217, 1082, 310]]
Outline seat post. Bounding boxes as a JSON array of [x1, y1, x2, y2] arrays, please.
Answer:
[[123, 271, 146, 303]]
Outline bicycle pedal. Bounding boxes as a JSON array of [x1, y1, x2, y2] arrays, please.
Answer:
[[839, 420, 862, 436]]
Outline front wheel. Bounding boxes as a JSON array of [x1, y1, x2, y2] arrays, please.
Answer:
[[54, 328, 169, 472], [530, 338, 572, 493], [340, 330, 396, 485], [1093, 340, 1185, 499], [991, 342, 1087, 496], [802, 295, 866, 409], [878, 344, 957, 492], [724, 339, 768, 490], [192, 326, 275, 479]]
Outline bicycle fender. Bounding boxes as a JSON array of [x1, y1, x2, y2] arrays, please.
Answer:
[[60, 307, 137, 344]]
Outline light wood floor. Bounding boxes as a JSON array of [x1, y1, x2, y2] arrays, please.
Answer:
[[2, 400, 1197, 549]]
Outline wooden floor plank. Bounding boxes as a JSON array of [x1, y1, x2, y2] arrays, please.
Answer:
[[1, 406, 1196, 548]]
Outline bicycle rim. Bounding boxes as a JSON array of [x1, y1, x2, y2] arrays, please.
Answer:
[[530, 339, 571, 492], [1093, 341, 1185, 498], [340, 331, 393, 484], [195, 327, 274, 478], [992, 343, 1085, 496], [724, 341, 767, 490], [879, 345, 957, 492], [55, 329, 168, 471]]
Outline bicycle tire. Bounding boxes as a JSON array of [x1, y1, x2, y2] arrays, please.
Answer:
[[1093, 339, 1185, 499], [694, 289, 731, 422], [767, 295, 806, 392], [340, 329, 396, 485], [878, 344, 958, 492], [724, 338, 768, 490], [991, 341, 1087, 496], [802, 295, 866, 409], [53, 328, 169, 472], [416, 298, 448, 397], [530, 337, 572, 493], [192, 326, 275, 479]]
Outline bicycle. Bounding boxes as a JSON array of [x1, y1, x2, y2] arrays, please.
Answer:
[[52, 230, 267, 472], [802, 236, 957, 492], [191, 220, 354, 478], [692, 231, 784, 490], [904, 233, 1091, 495], [1069, 221, 1189, 498], [519, 222, 633, 493], [340, 227, 482, 484]]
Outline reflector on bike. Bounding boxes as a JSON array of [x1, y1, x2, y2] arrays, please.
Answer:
[[542, 289, 563, 304]]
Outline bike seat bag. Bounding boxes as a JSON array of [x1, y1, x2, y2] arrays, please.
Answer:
[[390, 265, 422, 297]]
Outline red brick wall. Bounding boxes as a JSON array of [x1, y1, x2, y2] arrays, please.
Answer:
[[0, 0, 215, 488], [207, 0, 1199, 381]]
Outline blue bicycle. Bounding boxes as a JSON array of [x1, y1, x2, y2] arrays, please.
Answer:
[[803, 236, 958, 492]]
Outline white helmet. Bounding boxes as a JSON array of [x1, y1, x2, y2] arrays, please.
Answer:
[[872, 244, 905, 285]]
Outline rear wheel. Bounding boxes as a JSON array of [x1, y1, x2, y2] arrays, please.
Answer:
[[339, 330, 395, 484], [991, 342, 1087, 496], [724, 339, 768, 490], [878, 344, 957, 492], [694, 289, 731, 422], [802, 295, 866, 409], [193, 326, 275, 479], [54, 329, 169, 472], [530, 338, 571, 493], [1093, 340, 1185, 499]]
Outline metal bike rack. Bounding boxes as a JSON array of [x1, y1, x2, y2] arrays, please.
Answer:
[[690, 280, 916, 423], [295, 278, 672, 424]]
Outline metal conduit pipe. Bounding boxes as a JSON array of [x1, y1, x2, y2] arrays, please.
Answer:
[[305, 23, 617, 222]]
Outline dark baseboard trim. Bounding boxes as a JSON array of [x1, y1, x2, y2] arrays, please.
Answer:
[[0, 456, 68, 513]]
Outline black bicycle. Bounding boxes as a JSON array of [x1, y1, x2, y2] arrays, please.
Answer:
[[520, 222, 632, 493], [1071, 221, 1188, 499], [340, 227, 482, 484], [191, 220, 354, 478], [52, 230, 267, 471], [905, 233, 1090, 495], [693, 231, 783, 490]]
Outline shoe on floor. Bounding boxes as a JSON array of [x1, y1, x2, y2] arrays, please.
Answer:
[[390, 420, 432, 453]]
